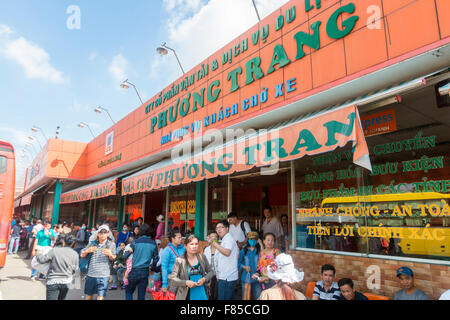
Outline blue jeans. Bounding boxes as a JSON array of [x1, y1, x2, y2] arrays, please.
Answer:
[[84, 276, 110, 297], [117, 267, 126, 283], [8, 236, 20, 254], [125, 268, 149, 300], [241, 281, 263, 300], [217, 279, 237, 300], [46, 284, 69, 300]]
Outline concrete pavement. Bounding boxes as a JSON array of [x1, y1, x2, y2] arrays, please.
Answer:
[[0, 250, 153, 300]]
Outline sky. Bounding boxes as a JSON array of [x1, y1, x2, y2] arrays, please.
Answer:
[[0, 0, 289, 188]]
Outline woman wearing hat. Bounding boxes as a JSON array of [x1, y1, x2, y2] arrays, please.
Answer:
[[155, 214, 165, 243], [238, 231, 262, 300], [258, 254, 306, 300]]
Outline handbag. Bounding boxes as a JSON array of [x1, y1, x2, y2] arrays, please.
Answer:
[[152, 290, 176, 300]]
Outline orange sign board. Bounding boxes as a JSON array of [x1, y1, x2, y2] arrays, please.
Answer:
[[361, 109, 397, 137], [26, 0, 450, 183], [122, 105, 370, 195]]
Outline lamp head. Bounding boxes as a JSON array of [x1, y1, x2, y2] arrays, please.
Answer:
[[94, 107, 102, 114], [157, 46, 169, 56], [120, 80, 130, 89], [77, 123, 85, 128], [31, 127, 39, 133]]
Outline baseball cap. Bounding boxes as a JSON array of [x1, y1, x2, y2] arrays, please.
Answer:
[[98, 225, 110, 233], [396, 266, 414, 277]]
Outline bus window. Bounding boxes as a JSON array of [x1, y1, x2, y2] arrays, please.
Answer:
[[0, 156, 6, 175]]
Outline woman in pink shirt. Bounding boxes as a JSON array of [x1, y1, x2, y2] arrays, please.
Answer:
[[155, 215, 165, 242]]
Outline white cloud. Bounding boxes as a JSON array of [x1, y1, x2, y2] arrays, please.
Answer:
[[108, 53, 128, 82], [0, 126, 30, 146], [1, 31, 67, 84], [151, 0, 289, 87], [0, 24, 13, 37]]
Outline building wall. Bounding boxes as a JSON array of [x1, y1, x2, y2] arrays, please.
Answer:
[[289, 249, 450, 300], [55, 0, 450, 182]]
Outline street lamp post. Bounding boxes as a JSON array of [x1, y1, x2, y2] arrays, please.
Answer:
[[31, 126, 48, 142], [77, 122, 95, 138], [25, 142, 37, 155], [94, 106, 116, 124], [120, 79, 144, 105], [28, 135, 42, 149], [251, 0, 261, 22], [24, 145, 36, 158], [157, 43, 185, 75]]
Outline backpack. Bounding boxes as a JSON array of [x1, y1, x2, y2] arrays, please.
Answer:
[[240, 220, 250, 237]]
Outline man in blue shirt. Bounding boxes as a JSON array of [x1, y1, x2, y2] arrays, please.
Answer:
[[123, 223, 158, 300], [8, 219, 21, 254], [337, 278, 368, 300]]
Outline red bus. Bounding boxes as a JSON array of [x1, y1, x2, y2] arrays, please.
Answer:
[[0, 141, 15, 268]]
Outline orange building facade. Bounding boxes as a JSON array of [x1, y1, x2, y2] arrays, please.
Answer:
[[15, 0, 450, 299]]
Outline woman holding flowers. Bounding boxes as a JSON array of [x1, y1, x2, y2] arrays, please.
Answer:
[[252, 233, 280, 290]]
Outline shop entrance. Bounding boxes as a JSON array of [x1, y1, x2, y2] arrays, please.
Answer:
[[231, 166, 291, 232], [143, 190, 166, 233]]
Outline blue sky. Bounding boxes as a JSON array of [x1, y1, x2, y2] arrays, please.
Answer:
[[0, 0, 288, 187]]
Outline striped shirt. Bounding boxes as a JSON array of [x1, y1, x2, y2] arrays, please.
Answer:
[[313, 280, 341, 300], [83, 240, 116, 278]]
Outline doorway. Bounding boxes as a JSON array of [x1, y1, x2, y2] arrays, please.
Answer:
[[143, 190, 166, 237], [231, 166, 291, 231]]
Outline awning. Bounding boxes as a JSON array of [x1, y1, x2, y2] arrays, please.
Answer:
[[122, 104, 371, 196], [60, 174, 120, 204], [14, 198, 21, 208], [20, 193, 32, 206], [17, 183, 49, 207], [60, 169, 139, 204]]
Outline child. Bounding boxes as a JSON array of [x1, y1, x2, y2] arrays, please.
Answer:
[[238, 231, 262, 300], [110, 242, 127, 290], [122, 237, 134, 287]]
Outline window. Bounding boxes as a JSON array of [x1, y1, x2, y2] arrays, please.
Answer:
[[0, 156, 6, 175], [169, 184, 196, 236], [105, 131, 114, 155], [294, 86, 450, 261]]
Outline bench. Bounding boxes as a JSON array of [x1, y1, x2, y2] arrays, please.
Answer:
[[304, 281, 390, 300]]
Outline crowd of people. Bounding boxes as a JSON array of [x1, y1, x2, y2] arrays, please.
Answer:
[[6, 207, 450, 301]]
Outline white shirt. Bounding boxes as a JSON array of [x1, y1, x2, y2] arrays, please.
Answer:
[[32, 224, 43, 236], [262, 216, 283, 248], [229, 221, 251, 243], [439, 289, 450, 300], [203, 245, 219, 275], [215, 233, 239, 281]]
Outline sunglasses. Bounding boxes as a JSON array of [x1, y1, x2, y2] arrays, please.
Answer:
[[99, 230, 109, 234]]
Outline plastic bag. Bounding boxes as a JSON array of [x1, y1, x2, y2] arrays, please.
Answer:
[[31, 256, 50, 275], [151, 280, 162, 292], [152, 290, 176, 300]]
